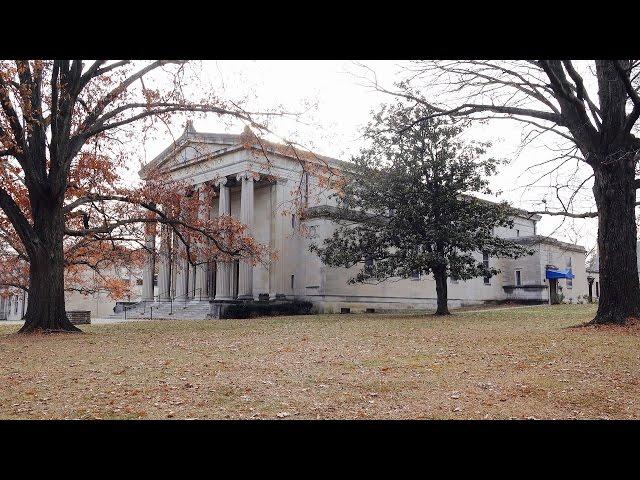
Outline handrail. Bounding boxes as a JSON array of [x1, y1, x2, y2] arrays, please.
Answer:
[[172, 288, 203, 307], [153, 290, 173, 302], [120, 287, 206, 320]]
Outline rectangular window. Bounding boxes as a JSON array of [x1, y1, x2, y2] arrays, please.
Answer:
[[291, 274, 295, 290], [483, 252, 490, 285], [566, 257, 573, 287], [515, 270, 522, 286], [291, 214, 295, 229]]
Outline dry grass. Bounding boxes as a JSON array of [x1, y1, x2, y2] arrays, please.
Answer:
[[1, 303, 639, 420]]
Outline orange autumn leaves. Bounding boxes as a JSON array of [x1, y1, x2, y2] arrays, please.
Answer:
[[0, 60, 319, 306]]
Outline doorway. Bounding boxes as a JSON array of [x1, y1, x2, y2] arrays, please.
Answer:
[[549, 278, 560, 304]]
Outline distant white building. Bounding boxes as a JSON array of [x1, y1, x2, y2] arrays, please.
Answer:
[[0, 292, 27, 321], [1, 266, 148, 322], [64, 266, 151, 318], [137, 126, 589, 314]]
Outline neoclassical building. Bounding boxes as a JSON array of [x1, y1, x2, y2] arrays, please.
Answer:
[[138, 124, 589, 315]]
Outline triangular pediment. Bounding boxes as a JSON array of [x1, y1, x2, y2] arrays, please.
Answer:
[[158, 141, 238, 172], [139, 128, 347, 180], [142, 134, 243, 177]]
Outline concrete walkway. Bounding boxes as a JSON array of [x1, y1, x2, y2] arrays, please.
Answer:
[[454, 303, 549, 315], [0, 316, 145, 327], [1, 303, 556, 328]]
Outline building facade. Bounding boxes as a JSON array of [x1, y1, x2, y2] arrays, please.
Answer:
[[139, 126, 589, 314], [0, 292, 28, 321], [1, 266, 147, 322]]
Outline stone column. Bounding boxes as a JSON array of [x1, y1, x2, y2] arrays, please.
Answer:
[[174, 229, 188, 298], [142, 221, 156, 301], [194, 187, 209, 300], [270, 178, 289, 299], [215, 178, 233, 300], [157, 223, 172, 300], [191, 263, 197, 298], [237, 172, 256, 300]]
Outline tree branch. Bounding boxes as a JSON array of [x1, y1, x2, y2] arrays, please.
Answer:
[[530, 200, 640, 218], [614, 60, 640, 135], [0, 185, 37, 252]]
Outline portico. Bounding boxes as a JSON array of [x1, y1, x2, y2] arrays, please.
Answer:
[[141, 151, 292, 304]]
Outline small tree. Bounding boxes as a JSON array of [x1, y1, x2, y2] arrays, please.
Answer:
[[310, 102, 532, 314]]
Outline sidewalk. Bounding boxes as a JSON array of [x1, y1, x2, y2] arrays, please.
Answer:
[[1, 317, 144, 326], [455, 303, 549, 314]]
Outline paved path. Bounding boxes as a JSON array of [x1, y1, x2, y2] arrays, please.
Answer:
[[0, 317, 144, 326], [454, 303, 549, 314], [1, 303, 555, 327]]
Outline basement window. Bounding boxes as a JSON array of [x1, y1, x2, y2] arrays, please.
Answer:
[[340, 307, 351, 314]]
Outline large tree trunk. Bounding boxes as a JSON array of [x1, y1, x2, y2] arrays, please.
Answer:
[[590, 153, 640, 324], [19, 204, 80, 333], [433, 266, 451, 315]]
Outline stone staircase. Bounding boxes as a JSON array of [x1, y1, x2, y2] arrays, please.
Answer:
[[107, 299, 212, 321]]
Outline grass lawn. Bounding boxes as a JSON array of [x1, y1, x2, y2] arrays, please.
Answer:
[[1, 303, 639, 420]]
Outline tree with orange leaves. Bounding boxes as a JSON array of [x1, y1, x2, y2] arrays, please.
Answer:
[[0, 60, 277, 332]]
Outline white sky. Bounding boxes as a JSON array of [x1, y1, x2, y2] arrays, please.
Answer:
[[138, 60, 599, 257]]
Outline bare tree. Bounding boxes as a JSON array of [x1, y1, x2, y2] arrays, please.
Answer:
[[361, 60, 640, 324]]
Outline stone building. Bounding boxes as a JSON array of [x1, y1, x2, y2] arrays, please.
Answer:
[[0, 292, 28, 321], [1, 265, 147, 322], [138, 126, 588, 315]]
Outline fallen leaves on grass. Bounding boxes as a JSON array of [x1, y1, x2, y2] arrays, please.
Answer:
[[1, 304, 640, 419]]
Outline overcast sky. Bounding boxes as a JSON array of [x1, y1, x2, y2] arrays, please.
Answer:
[[139, 60, 598, 257]]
